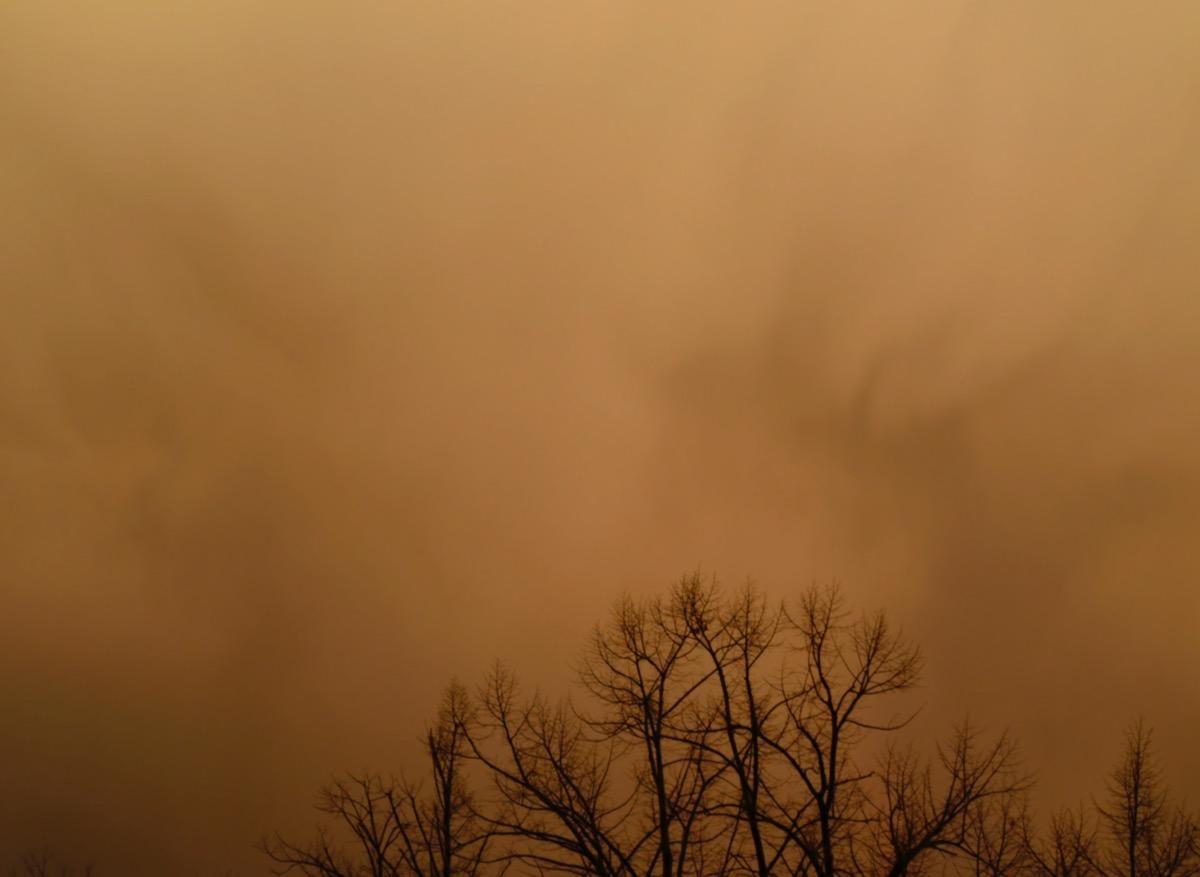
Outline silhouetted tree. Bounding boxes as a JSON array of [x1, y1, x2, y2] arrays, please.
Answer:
[[1013, 720, 1198, 877], [960, 789, 1031, 877], [7, 850, 93, 877], [455, 577, 1026, 877], [268, 575, 1037, 877], [464, 663, 639, 877], [264, 684, 494, 877], [866, 722, 1027, 877], [1023, 806, 1099, 877], [1092, 721, 1199, 877]]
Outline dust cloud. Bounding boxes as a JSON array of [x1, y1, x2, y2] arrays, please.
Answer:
[[2, 2, 1198, 874]]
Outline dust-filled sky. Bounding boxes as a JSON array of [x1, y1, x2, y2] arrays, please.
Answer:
[[2, 2, 1199, 874]]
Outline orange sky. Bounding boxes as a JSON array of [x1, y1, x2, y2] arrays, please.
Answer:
[[2, 3, 1199, 874]]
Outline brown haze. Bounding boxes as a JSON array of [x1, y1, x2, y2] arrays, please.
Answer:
[[2, 2, 1199, 874]]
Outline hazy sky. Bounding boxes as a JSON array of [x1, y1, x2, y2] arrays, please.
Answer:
[[3, 3, 1199, 874]]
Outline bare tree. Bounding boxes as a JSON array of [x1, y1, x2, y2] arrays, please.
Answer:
[[7, 850, 94, 877], [268, 574, 1031, 877], [865, 723, 1028, 877], [961, 791, 1031, 877], [1093, 721, 1199, 877], [762, 584, 928, 877], [576, 585, 727, 877], [463, 661, 656, 877], [1024, 807, 1100, 877], [669, 576, 783, 877], [264, 684, 493, 877], [1017, 721, 1198, 877], [462, 578, 1025, 877]]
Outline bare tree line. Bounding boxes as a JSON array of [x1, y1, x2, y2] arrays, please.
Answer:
[[263, 576, 1200, 877], [5, 850, 93, 877], [3, 850, 241, 877]]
